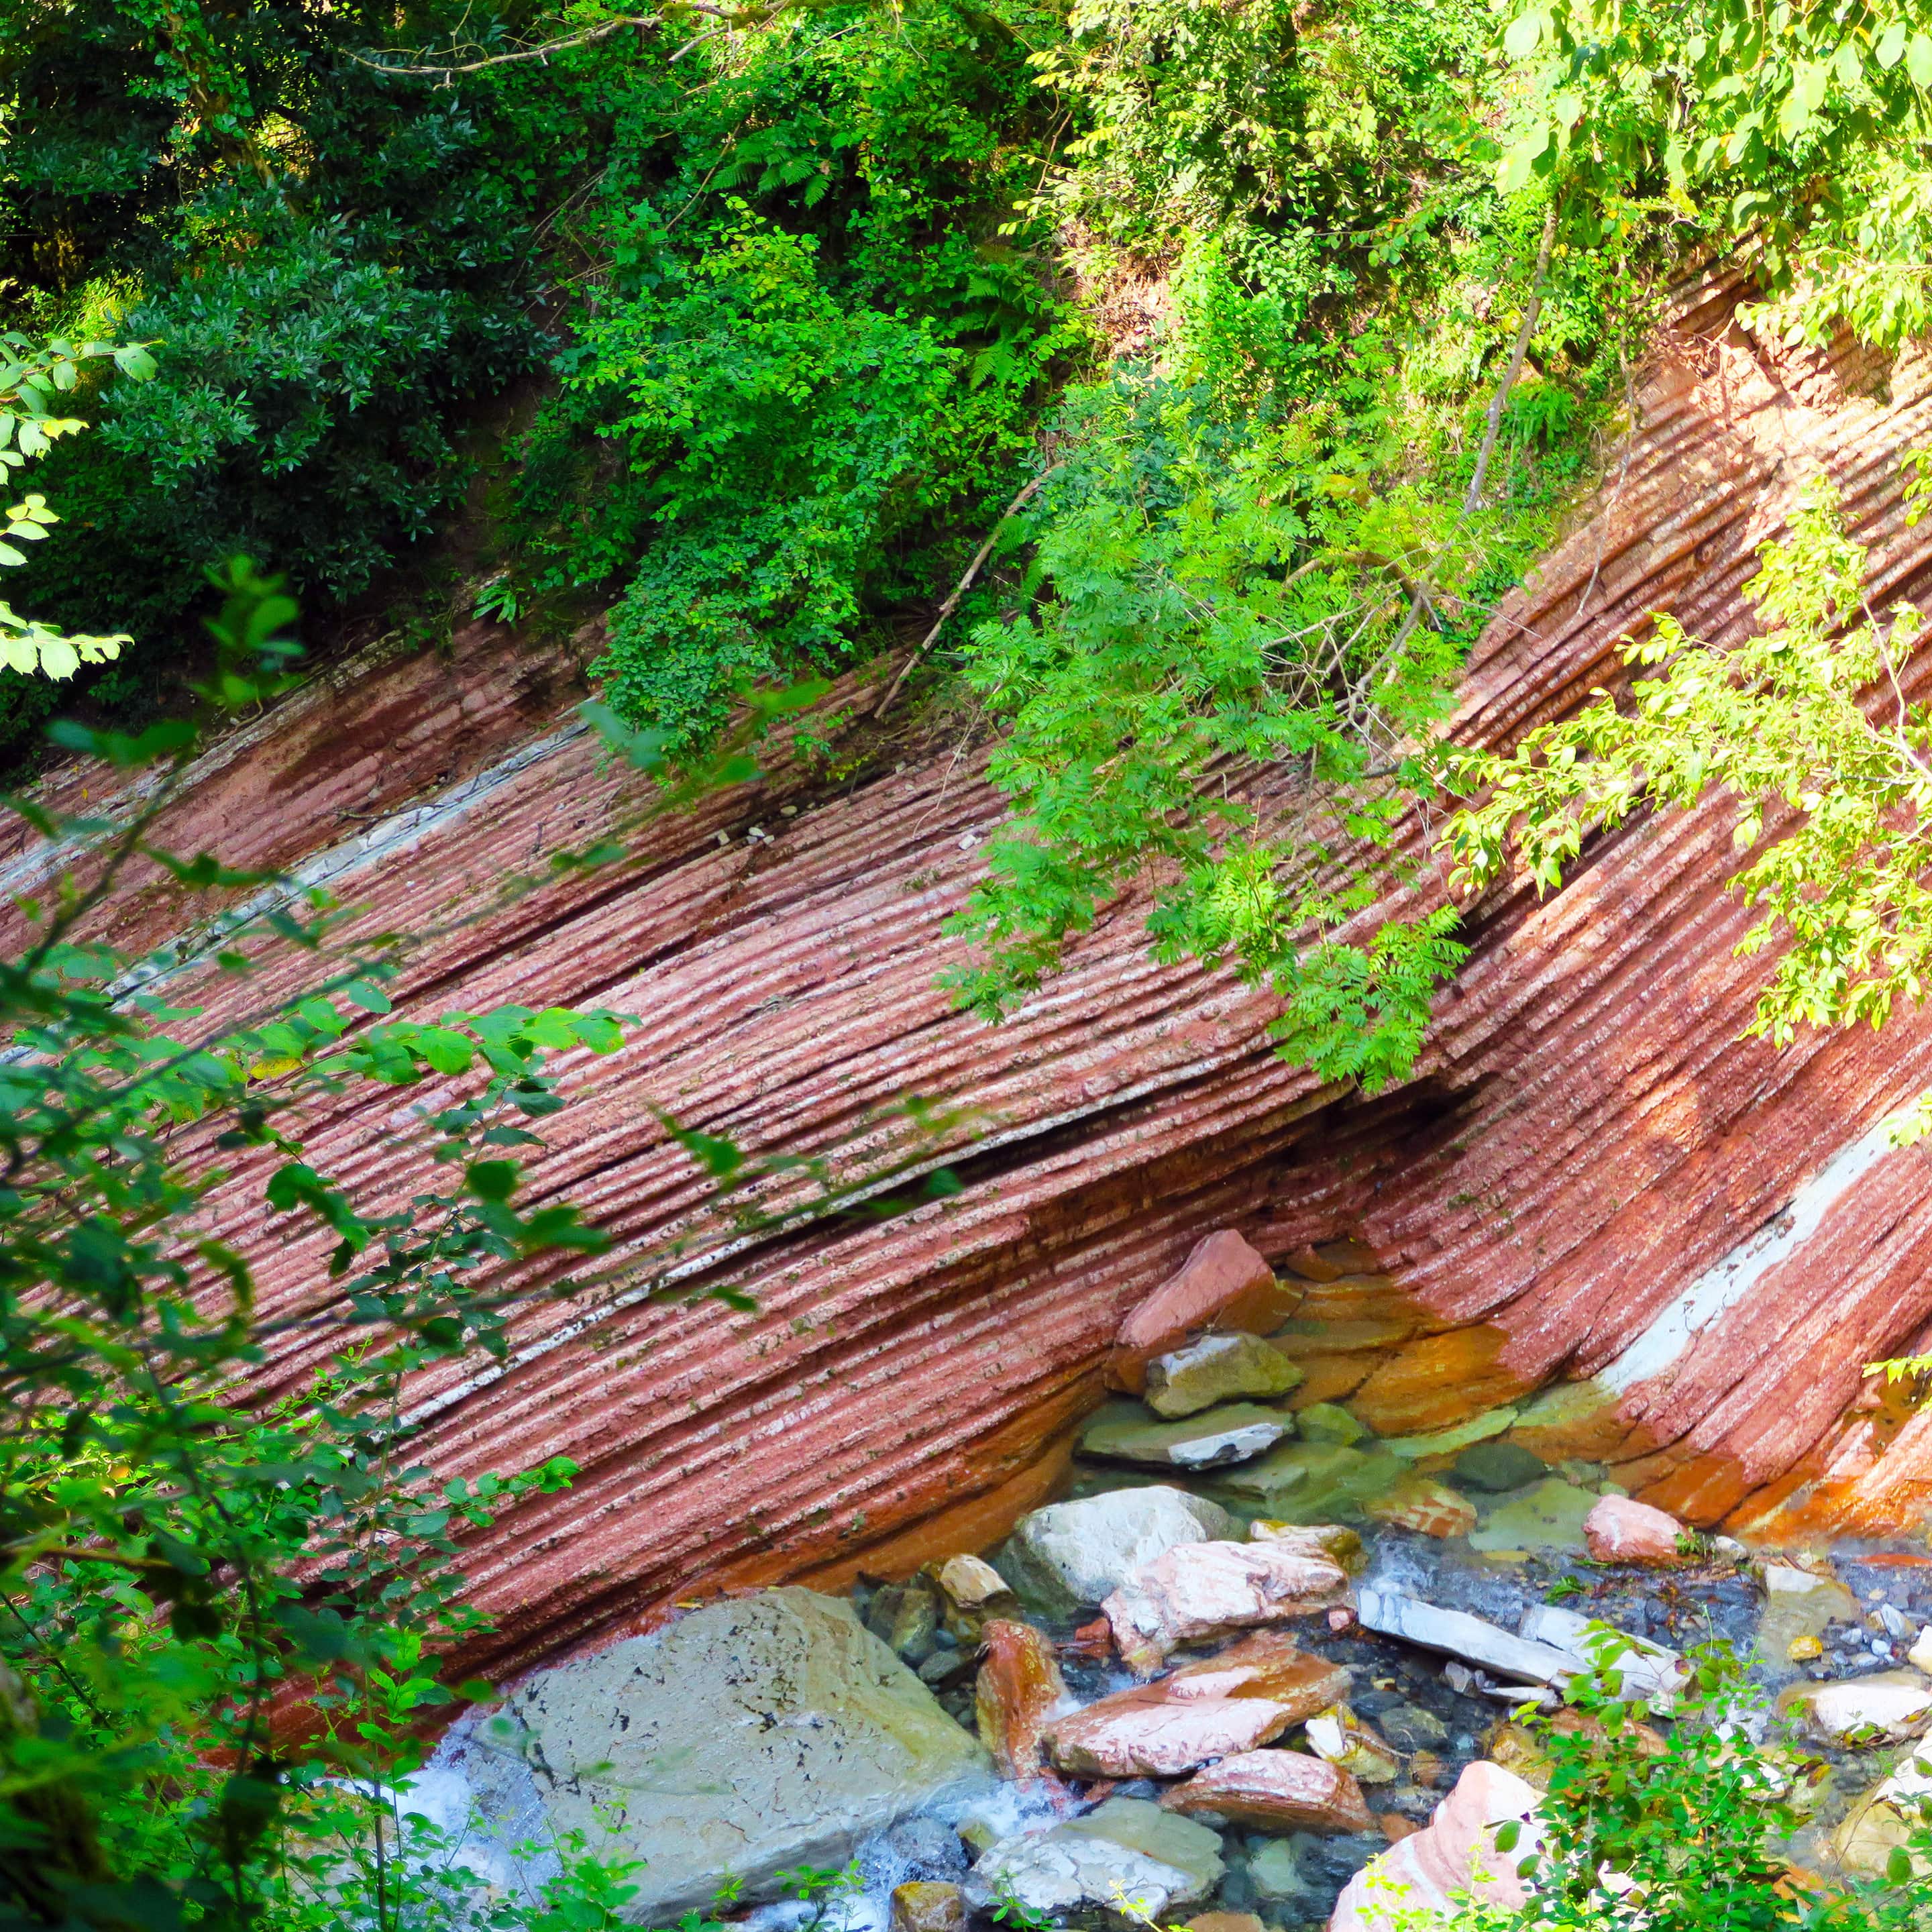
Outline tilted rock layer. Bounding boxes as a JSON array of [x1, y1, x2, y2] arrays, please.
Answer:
[[16, 267, 1932, 1682]]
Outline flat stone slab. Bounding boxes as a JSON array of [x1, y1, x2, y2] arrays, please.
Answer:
[[1079, 1401, 1295, 1471], [447, 1587, 989, 1919], [1145, 1332, 1304, 1418], [1467, 1477, 1597, 1553], [1518, 1603, 1688, 1709], [1358, 1588, 1577, 1685]]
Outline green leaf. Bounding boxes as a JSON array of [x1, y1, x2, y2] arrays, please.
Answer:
[[1503, 8, 1546, 58], [411, 1026, 475, 1075], [1908, 31, 1932, 83], [1498, 123, 1552, 193], [341, 977, 392, 1014], [1877, 19, 1907, 66], [113, 343, 158, 381], [465, 1159, 519, 1202]]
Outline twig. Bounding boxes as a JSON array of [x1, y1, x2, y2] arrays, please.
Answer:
[[345, 1, 757, 78], [873, 464, 1064, 720]]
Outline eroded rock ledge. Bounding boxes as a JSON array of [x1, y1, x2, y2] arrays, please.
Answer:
[[12, 267, 1932, 1683]]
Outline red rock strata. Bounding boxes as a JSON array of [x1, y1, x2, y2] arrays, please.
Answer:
[[14, 266, 1932, 1684]]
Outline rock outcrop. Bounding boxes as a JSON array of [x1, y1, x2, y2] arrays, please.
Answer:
[[15, 267, 1932, 1685]]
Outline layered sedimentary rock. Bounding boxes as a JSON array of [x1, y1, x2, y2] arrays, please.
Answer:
[[13, 266, 1932, 1683]]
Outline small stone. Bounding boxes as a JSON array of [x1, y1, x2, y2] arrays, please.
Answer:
[[1296, 1403, 1368, 1446], [1481, 1720, 1550, 1789], [1162, 1750, 1374, 1835], [1780, 1670, 1932, 1746], [1247, 1839, 1303, 1901], [881, 1580, 941, 1662], [891, 1882, 967, 1932], [976, 1619, 1070, 1783], [1582, 1495, 1689, 1566], [1452, 1442, 1548, 1493], [1111, 1231, 1297, 1393], [1378, 1814, 1421, 1843], [1911, 1626, 1932, 1676], [1104, 1538, 1350, 1675], [1145, 1332, 1305, 1419], [1409, 1750, 1444, 1788], [1788, 1635, 1824, 1663], [1880, 1603, 1911, 1639], [1328, 1606, 1358, 1633], [883, 1815, 969, 1879], [1002, 1487, 1236, 1618], [1248, 1521, 1368, 1574], [1330, 1763, 1542, 1932], [1364, 1474, 1478, 1539], [919, 1648, 976, 1688], [1080, 1401, 1295, 1472], [1713, 1535, 1748, 1560], [1305, 1707, 1402, 1784], [1045, 1632, 1352, 1777], [1379, 1703, 1450, 1751], [965, 1798, 1225, 1923], [936, 1554, 1012, 1611], [1185, 1914, 1265, 1932]]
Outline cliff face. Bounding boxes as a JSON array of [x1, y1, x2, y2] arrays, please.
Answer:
[[16, 268, 1932, 1682]]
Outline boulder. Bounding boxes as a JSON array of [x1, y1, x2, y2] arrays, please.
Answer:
[[1466, 1478, 1595, 1554], [451, 1588, 989, 1921], [1363, 1475, 1477, 1538], [965, 1797, 1224, 1923], [891, 1882, 968, 1932], [1002, 1487, 1236, 1619], [1214, 1442, 1406, 1522], [1780, 1670, 1932, 1746], [1146, 1333, 1305, 1419], [1044, 1633, 1352, 1777], [1104, 1538, 1351, 1674], [1582, 1495, 1688, 1565], [1079, 1401, 1295, 1472], [1111, 1232, 1296, 1392], [1161, 1750, 1375, 1833], [1305, 1708, 1402, 1784], [1356, 1589, 1576, 1686], [1452, 1442, 1548, 1493], [1329, 1762, 1542, 1932], [977, 1619, 1071, 1783]]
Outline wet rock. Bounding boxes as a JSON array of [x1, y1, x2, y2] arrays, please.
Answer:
[[871, 1579, 941, 1663], [1044, 1633, 1351, 1777], [1111, 1232, 1296, 1393], [965, 1797, 1224, 1923], [1780, 1670, 1932, 1746], [1213, 1441, 1405, 1523], [919, 1648, 978, 1690], [1247, 1838, 1303, 1901], [1104, 1538, 1350, 1674], [1184, 1913, 1264, 1932], [1383, 1409, 1519, 1462], [1832, 1745, 1932, 1877], [883, 1815, 970, 1879], [1002, 1487, 1236, 1619], [1305, 1708, 1402, 1784], [1379, 1704, 1449, 1752], [976, 1619, 1071, 1783], [1357, 1588, 1576, 1685], [1248, 1520, 1368, 1574], [937, 1554, 1013, 1612], [1517, 1603, 1688, 1711], [1363, 1474, 1477, 1538], [1466, 1478, 1596, 1554], [1330, 1762, 1542, 1932], [1452, 1442, 1548, 1493], [1378, 1814, 1421, 1843], [1295, 1403, 1368, 1446], [1161, 1751, 1374, 1834], [1582, 1495, 1689, 1565], [468, 1587, 990, 1921], [1079, 1401, 1294, 1472], [1756, 1563, 1861, 1668], [1145, 1333, 1304, 1419], [891, 1882, 967, 1932]]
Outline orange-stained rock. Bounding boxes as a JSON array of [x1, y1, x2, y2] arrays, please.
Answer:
[[891, 1884, 967, 1932], [976, 1619, 1070, 1783], [1161, 1750, 1373, 1833], [1104, 1538, 1351, 1674], [1347, 1327, 1528, 1438], [1110, 1232, 1297, 1392], [1364, 1475, 1478, 1538], [1187, 1915, 1265, 1932], [1044, 1633, 1351, 1778], [1330, 1762, 1540, 1931], [1584, 1494, 1690, 1564], [1379, 1814, 1421, 1844]]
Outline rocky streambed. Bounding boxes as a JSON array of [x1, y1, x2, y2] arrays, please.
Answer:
[[415, 1231, 1932, 1929]]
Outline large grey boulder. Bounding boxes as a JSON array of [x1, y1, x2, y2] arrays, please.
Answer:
[[441, 1587, 989, 1920], [965, 1798, 1224, 1923], [1001, 1486, 1235, 1618]]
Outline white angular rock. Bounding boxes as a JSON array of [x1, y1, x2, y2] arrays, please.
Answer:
[[1104, 1538, 1349, 1674], [1782, 1670, 1932, 1746], [1329, 1762, 1542, 1932], [964, 1798, 1224, 1923], [1833, 1746, 1932, 1876], [1357, 1589, 1576, 1686], [1002, 1487, 1236, 1617], [1517, 1603, 1688, 1711]]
